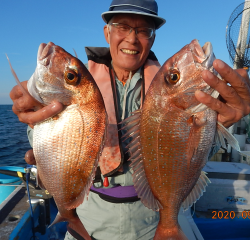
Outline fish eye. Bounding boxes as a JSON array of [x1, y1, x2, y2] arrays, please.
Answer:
[[65, 69, 78, 85], [167, 69, 180, 84], [67, 72, 75, 80]]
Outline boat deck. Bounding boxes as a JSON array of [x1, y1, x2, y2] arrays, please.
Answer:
[[0, 185, 67, 240], [0, 186, 29, 240]]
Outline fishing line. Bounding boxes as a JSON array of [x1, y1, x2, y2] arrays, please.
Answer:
[[191, 203, 196, 217], [25, 167, 38, 240]]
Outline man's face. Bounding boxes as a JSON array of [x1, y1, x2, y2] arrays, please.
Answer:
[[104, 14, 155, 72]]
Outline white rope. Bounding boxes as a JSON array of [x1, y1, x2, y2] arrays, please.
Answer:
[[121, 71, 132, 121]]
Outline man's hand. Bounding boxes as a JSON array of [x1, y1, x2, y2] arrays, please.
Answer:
[[25, 149, 36, 165], [10, 81, 64, 166], [9, 81, 63, 128], [195, 59, 250, 128]]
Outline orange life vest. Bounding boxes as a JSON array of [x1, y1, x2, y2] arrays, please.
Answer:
[[85, 47, 160, 177]]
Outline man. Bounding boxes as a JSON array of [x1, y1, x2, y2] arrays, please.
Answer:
[[10, 0, 250, 239]]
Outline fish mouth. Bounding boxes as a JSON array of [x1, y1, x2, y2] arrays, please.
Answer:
[[191, 39, 215, 69], [201, 42, 215, 69], [184, 40, 219, 114], [37, 42, 55, 66]]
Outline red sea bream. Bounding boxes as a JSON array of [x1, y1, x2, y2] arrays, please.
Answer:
[[27, 42, 106, 240], [122, 39, 239, 240]]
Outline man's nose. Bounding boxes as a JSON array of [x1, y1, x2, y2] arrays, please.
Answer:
[[125, 28, 138, 43]]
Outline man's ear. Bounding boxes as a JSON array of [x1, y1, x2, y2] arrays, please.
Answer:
[[104, 25, 110, 44]]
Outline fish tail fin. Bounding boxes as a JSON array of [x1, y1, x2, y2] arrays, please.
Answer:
[[48, 212, 66, 228], [49, 212, 91, 240], [154, 225, 188, 240]]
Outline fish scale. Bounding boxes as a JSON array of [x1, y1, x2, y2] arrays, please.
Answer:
[[34, 105, 98, 206]]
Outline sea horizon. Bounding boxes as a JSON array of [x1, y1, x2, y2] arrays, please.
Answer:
[[0, 105, 29, 167]]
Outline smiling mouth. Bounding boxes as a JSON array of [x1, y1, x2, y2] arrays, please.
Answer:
[[121, 49, 139, 55]]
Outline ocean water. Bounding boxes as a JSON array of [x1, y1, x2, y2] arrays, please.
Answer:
[[0, 105, 30, 167]]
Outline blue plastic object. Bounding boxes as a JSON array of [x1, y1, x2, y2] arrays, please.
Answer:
[[0, 166, 24, 205], [0, 166, 26, 174]]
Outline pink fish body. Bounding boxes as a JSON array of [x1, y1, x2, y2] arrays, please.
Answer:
[[28, 42, 106, 240], [123, 39, 239, 239]]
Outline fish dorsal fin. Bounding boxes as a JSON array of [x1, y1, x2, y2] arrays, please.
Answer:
[[6, 54, 29, 96], [121, 110, 163, 211], [73, 48, 78, 58], [182, 171, 211, 211], [216, 122, 240, 151]]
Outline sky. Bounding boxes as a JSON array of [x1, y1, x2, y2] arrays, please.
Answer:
[[0, 0, 246, 104]]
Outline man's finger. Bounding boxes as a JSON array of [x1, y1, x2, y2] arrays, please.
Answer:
[[12, 94, 44, 112], [17, 101, 64, 125], [213, 59, 250, 98], [235, 68, 250, 88], [195, 90, 230, 114], [10, 80, 44, 112], [25, 149, 36, 165], [10, 80, 29, 100], [10, 84, 24, 100], [202, 70, 243, 109], [195, 90, 239, 127]]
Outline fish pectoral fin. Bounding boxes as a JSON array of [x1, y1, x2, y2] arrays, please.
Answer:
[[216, 122, 240, 151], [182, 171, 211, 211], [186, 115, 204, 169]]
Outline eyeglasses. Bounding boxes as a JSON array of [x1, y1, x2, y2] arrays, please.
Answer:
[[109, 23, 155, 39]]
